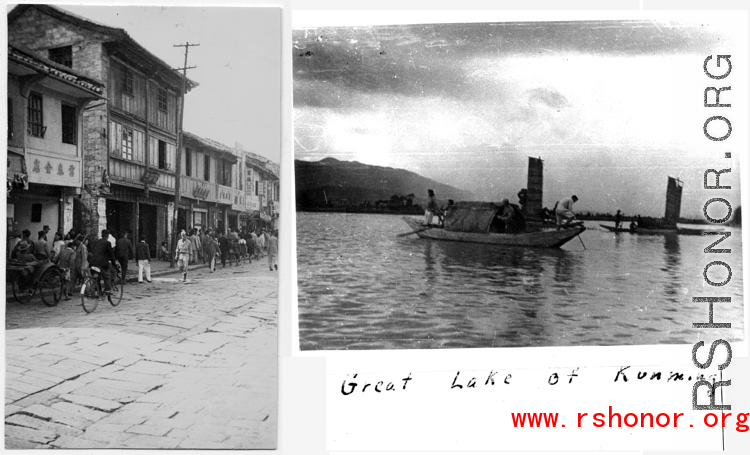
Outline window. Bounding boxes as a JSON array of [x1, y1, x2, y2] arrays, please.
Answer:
[[61, 104, 77, 145], [218, 160, 232, 186], [122, 68, 134, 96], [27, 93, 44, 138], [185, 148, 192, 177], [158, 140, 167, 170], [48, 46, 72, 68], [157, 88, 168, 112], [255, 180, 259, 196], [31, 204, 42, 223], [204, 155, 211, 181], [8, 98, 13, 141], [121, 126, 133, 159]]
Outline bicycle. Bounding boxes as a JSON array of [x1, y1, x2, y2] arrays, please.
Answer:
[[79, 265, 124, 314]]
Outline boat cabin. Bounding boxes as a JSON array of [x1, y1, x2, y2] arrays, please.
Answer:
[[443, 201, 525, 234]]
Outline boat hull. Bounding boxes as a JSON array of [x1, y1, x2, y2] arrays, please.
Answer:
[[402, 217, 585, 249], [599, 224, 723, 236]]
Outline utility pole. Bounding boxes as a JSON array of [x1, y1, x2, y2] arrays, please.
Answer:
[[170, 41, 199, 268]]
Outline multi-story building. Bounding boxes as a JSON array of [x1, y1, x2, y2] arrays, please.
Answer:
[[7, 45, 104, 250], [243, 152, 280, 232], [179, 132, 246, 234], [9, 5, 196, 254]]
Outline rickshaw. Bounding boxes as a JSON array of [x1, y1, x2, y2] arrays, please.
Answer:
[[6, 259, 65, 306]]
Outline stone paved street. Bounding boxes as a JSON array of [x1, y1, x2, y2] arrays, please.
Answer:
[[5, 259, 278, 449]]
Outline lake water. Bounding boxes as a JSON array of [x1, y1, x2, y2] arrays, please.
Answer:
[[296, 212, 744, 350]]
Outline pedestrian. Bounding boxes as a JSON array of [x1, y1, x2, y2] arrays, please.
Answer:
[[72, 234, 88, 295], [250, 230, 259, 260], [175, 230, 192, 282], [160, 241, 170, 261], [227, 228, 240, 266], [51, 232, 66, 261], [267, 230, 278, 271], [239, 237, 247, 261], [189, 229, 202, 264], [42, 225, 51, 243], [115, 231, 135, 284], [135, 235, 152, 283], [205, 232, 219, 272], [56, 241, 76, 300], [218, 232, 230, 268], [258, 229, 266, 258], [34, 230, 51, 261], [107, 229, 117, 248], [7, 230, 21, 260], [201, 229, 212, 265]]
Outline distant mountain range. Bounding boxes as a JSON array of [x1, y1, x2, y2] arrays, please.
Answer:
[[295, 157, 474, 208]]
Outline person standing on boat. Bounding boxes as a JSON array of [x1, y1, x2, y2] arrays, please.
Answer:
[[425, 189, 440, 226], [555, 195, 578, 230], [614, 209, 623, 230], [497, 198, 524, 233]]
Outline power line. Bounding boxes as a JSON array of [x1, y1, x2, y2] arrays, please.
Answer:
[[170, 41, 199, 268]]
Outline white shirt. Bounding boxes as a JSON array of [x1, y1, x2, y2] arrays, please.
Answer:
[[559, 197, 575, 211]]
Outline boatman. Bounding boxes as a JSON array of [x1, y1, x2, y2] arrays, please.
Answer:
[[497, 198, 525, 234], [614, 209, 623, 230], [555, 195, 578, 230], [424, 189, 440, 226]]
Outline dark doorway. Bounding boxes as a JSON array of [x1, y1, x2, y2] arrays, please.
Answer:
[[106, 199, 134, 239], [139, 203, 159, 257], [177, 208, 187, 234]]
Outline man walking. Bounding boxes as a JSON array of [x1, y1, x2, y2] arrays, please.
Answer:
[[135, 235, 152, 283], [205, 232, 219, 272], [175, 230, 192, 282], [267, 230, 278, 271], [115, 231, 135, 283]]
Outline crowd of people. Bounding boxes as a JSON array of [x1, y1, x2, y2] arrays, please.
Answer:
[[8, 224, 279, 298], [169, 226, 279, 281]]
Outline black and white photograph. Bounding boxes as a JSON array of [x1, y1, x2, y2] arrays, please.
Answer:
[[5, 4, 280, 449], [294, 18, 744, 351]]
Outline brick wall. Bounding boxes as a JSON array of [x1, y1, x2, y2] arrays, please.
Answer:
[[8, 6, 110, 86], [81, 102, 109, 233]]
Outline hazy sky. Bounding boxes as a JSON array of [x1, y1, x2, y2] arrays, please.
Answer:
[[293, 19, 744, 218], [57, 5, 281, 163]]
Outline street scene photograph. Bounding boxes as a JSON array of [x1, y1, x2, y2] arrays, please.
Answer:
[[6, 4, 280, 448], [294, 18, 744, 350]]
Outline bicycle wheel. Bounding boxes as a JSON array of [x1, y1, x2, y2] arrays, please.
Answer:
[[80, 276, 100, 314], [39, 268, 64, 307], [108, 270, 123, 307], [11, 279, 35, 304]]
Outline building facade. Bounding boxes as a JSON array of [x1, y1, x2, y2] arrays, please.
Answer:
[[243, 152, 280, 232], [7, 45, 104, 250], [179, 132, 245, 234], [9, 5, 196, 254]]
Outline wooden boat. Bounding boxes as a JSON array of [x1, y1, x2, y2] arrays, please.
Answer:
[[599, 176, 726, 237], [401, 201, 585, 248], [600, 224, 723, 236]]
